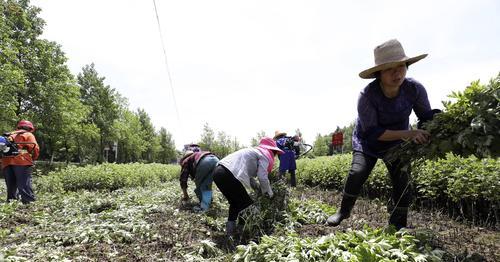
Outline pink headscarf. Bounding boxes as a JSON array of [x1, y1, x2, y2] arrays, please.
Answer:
[[256, 146, 275, 173], [256, 137, 283, 173]]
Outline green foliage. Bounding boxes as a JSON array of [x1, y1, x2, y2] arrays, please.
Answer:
[[386, 74, 500, 162], [198, 123, 241, 158], [0, 0, 95, 163], [249, 130, 266, 147], [0, 180, 209, 260], [312, 133, 331, 157], [296, 154, 499, 223], [341, 122, 355, 153], [415, 153, 500, 202], [77, 63, 120, 162], [156, 127, 177, 164], [35, 163, 180, 193], [296, 155, 390, 197], [0, 163, 472, 261], [233, 227, 443, 261], [287, 199, 335, 225], [238, 179, 290, 242]]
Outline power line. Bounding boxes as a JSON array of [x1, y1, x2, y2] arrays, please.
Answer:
[[152, 0, 182, 127]]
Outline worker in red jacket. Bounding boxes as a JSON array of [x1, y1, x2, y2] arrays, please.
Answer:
[[332, 127, 344, 154], [1, 120, 40, 204]]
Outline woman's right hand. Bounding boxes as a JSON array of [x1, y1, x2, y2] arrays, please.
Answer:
[[266, 190, 274, 199], [406, 129, 430, 144]]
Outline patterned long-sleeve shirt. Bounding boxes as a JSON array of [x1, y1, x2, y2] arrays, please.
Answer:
[[352, 78, 432, 158]]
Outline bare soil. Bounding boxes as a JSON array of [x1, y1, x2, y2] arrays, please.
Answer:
[[292, 186, 499, 261]]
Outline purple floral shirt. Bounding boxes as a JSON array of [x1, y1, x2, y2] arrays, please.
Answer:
[[352, 78, 432, 158]]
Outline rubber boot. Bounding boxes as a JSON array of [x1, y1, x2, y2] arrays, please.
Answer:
[[200, 190, 212, 211], [290, 170, 297, 187], [225, 221, 237, 236], [389, 207, 408, 230], [326, 194, 357, 226]]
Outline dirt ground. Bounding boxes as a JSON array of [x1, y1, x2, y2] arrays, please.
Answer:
[[291, 186, 499, 262], [146, 185, 499, 261]]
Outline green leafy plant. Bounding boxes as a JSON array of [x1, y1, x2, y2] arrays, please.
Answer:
[[233, 227, 444, 261], [386, 73, 500, 163]]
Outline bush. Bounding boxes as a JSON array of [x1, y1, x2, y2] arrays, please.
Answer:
[[35, 163, 180, 193], [295, 154, 499, 224]]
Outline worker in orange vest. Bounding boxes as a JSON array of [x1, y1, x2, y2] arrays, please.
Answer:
[[1, 120, 40, 203]]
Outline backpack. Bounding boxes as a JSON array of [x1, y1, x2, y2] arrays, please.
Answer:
[[0, 134, 19, 157]]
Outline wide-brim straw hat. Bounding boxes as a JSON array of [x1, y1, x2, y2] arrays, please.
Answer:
[[273, 131, 287, 140], [359, 39, 427, 79]]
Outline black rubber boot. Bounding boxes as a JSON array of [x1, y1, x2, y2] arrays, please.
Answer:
[[389, 207, 408, 230], [226, 221, 237, 236], [327, 194, 357, 226]]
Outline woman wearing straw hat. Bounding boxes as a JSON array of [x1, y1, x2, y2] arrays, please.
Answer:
[[326, 39, 440, 230], [213, 137, 284, 236]]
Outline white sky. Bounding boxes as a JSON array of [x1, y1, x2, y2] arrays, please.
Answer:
[[32, 0, 500, 149]]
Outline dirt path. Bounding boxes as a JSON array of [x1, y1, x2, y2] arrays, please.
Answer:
[[291, 186, 499, 261]]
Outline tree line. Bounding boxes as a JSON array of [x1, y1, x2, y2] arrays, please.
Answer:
[[1, 0, 353, 164], [0, 0, 178, 164]]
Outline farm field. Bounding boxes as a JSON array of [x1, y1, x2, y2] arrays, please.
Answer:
[[0, 163, 498, 261]]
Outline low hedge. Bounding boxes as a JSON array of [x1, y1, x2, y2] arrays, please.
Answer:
[[35, 163, 180, 193], [296, 153, 499, 224]]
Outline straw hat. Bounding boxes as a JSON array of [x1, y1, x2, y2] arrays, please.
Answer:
[[359, 39, 427, 79], [273, 130, 287, 140]]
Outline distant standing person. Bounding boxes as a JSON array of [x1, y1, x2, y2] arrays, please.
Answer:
[[1, 120, 40, 204], [273, 131, 299, 187], [332, 127, 344, 154], [327, 39, 440, 230], [213, 137, 283, 236], [179, 150, 219, 212]]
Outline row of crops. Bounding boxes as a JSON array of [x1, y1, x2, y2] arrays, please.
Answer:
[[31, 153, 499, 227], [1, 162, 454, 261], [297, 154, 500, 225], [1, 74, 498, 260]]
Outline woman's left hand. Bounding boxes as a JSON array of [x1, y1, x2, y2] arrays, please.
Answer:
[[410, 129, 430, 144]]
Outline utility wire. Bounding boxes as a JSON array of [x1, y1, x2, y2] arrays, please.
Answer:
[[152, 0, 182, 127]]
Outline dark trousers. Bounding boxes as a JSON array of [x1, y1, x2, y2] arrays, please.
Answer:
[[279, 169, 296, 187], [344, 151, 411, 210], [3, 165, 36, 204], [213, 165, 253, 221]]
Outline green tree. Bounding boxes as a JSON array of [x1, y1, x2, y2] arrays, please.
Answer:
[[198, 122, 215, 151], [114, 107, 147, 163], [312, 133, 330, 157], [0, 0, 27, 131], [137, 108, 156, 162], [341, 122, 355, 153], [0, 0, 95, 163], [212, 131, 239, 158], [250, 130, 266, 146], [77, 63, 120, 162], [156, 127, 177, 164]]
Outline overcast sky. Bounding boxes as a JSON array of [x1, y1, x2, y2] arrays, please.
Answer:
[[32, 0, 500, 149]]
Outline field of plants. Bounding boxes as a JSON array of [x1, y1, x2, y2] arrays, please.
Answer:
[[0, 160, 498, 261], [0, 75, 497, 261]]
